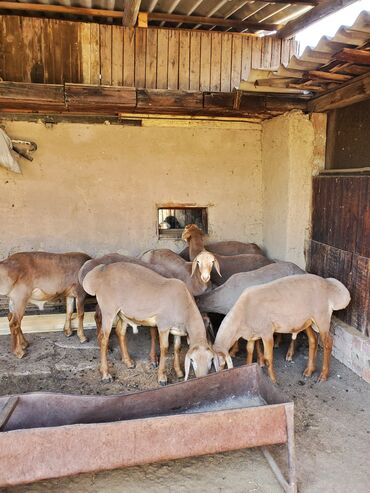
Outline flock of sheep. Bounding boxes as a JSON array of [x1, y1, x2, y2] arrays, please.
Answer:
[[0, 224, 350, 386]]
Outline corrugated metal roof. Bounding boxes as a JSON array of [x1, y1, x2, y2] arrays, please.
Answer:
[[239, 10, 370, 93], [0, 0, 313, 33]]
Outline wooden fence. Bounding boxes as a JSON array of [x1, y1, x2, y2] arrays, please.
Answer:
[[307, 175, 370, 335], [0, 15, 298, 91]]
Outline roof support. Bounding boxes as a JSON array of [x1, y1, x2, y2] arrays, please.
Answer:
[[308, 72, 370, 112], [122, 0, 141, 27], [277, 0, 359, 39]]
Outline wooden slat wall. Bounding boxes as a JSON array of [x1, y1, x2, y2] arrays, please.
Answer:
[[0, 15, 298, 91], [307, 175, 370, 336]]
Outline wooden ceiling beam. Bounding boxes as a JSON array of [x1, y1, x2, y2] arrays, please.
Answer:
[[277, 0, 359, 39], [122, 0, 141, 27], [308, 72, 370, 112], [0, 2, 123, 18], [148, 12, 279, 31], [334, 48, 370, 65]]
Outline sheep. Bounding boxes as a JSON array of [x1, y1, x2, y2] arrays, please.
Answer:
[[140, 248, 221, 296], [79, 253, 174, 369], [213, 274, 350, 383], [0, 251, 91, 358], [82, 261, 217, 385], [180, 223, 263, 261]]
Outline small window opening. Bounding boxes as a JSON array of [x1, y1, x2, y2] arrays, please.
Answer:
[[158, 207, 208, 239]]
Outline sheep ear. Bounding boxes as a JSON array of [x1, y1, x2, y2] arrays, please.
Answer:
[[191, 259, 198, 277], [213, 354, 220, 372], [184, 354, 191, 381], [213, 258, 222, 277], [226, 354, 234, 369]]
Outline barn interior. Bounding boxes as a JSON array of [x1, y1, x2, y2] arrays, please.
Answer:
[[0, 1, 369, 492]]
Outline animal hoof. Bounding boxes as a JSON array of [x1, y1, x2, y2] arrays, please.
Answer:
[[14, 349, 26, 359], [125, 361, 136, 369], [159, 380, 167, 386], [150, 361, 158, 369], [317, 373, 328, 382], [285, 354, 293, 362], [303, 368, 314, 378], [64, 330, 73, 338], [101, 374, 113, 383], [79, 336, 89, 344]]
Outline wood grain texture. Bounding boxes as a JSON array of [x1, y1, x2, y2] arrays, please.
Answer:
[[0, 16, 297, 91]]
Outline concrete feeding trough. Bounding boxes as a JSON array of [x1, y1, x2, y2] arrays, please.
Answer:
[[0, 364, 296, 492]]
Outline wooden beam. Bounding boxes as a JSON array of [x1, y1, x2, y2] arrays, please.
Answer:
[[308, 72, 370, 112], [138, 12, 148, 28], [308, 71, 352, 82], [277, 0, 358, 39], [334, 49, 370, 66], [123, 0, 141, 27], [148, 12, 279, 31], [0, 2, 123, 18]]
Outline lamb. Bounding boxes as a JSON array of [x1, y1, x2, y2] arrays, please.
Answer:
[[213, 274, 350, 383], [79, 253, 174, 368], [82, 261, 217, 385], [180, 224, 263, 260], [0, 251, 91, 358], [140, 248, 221, 296]]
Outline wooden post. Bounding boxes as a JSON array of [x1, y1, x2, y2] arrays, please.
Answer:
[[123, 0, 141, 27]]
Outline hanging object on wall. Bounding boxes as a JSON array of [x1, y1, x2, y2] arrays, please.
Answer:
[[0, 128, 37, 173]]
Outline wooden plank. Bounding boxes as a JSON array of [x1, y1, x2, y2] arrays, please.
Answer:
[[334, 49, 370, 66], [112, 26, 123, 86], [0, 81, 65, 110], [65, 84, 136, 111], [80, 23, 91, 84], [356, 177, 370, 258], [189, 31, 201, 91], [123, 0, 141, 27], [210, 33, 222, 92], [308, 73, 370, 112], [135, 28, 147, 88], [137, 89, 203, 111], [221, 34, 232, 92], [157, 29, 169, 89], [277, 0, 358, 39], [2, 16, 23, 82], [261, 36, 272, 69], [90, 23, 100, 85], [0, 2, 123, 19], [123, 27, 135, 87], [231, 35, 242, 90], [281, 38, 291, 66], [251, 37, 262, 70], [148, 12, 278, 31], [200, 32, 211, 91], [241, 36, 252, 81], [179, 31, 190, 91], [145, 29, 158, 89], [308, 71, 352, 82], [21, 17, 43, 83], [167, 30, 179, 90], [100, 24, 112, 85], [271, 38, 281, 69]]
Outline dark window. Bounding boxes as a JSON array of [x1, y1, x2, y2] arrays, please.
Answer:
[[158, 207, 208, 239]]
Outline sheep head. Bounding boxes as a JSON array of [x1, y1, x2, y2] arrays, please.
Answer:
[[184, 344, 219, 380], [181, 224, 204, 242], [191, 251, 221, 283]]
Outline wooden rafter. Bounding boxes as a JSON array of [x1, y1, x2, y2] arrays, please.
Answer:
[[122, 0, 141, 27], [148, 12, 279, 31], [277, 0, 359, 39], [334, 48, 370, 65], [308, 72, 370, 111], [0, 2, 123, 18]]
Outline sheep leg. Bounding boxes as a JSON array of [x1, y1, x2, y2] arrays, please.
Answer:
[[173, 335, 184, 378], [76, 292, 88, 343], [94, 305, 102, 340], [274, 333, 282, 348], [63, 296, 74, 338], [158, 330, 170, 386], [99, 315, 114, 382], [115, 318, 135, 369], [318, 331, 333, 382], [246, 340, 255, 365], [256, 339, 265, 367], [149, 327, 158, 368], [285, 337, 296, 361], [8, 293, 29, 358], [262, 337, 276, 383], [303, 325, 318, 377], [229, 339, 240, 357]]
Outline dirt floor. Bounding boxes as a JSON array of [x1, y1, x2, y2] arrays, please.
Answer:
[[0, 327, 369, 493]]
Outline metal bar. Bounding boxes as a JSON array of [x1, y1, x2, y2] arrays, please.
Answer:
[[0, 397, 19, 431]]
